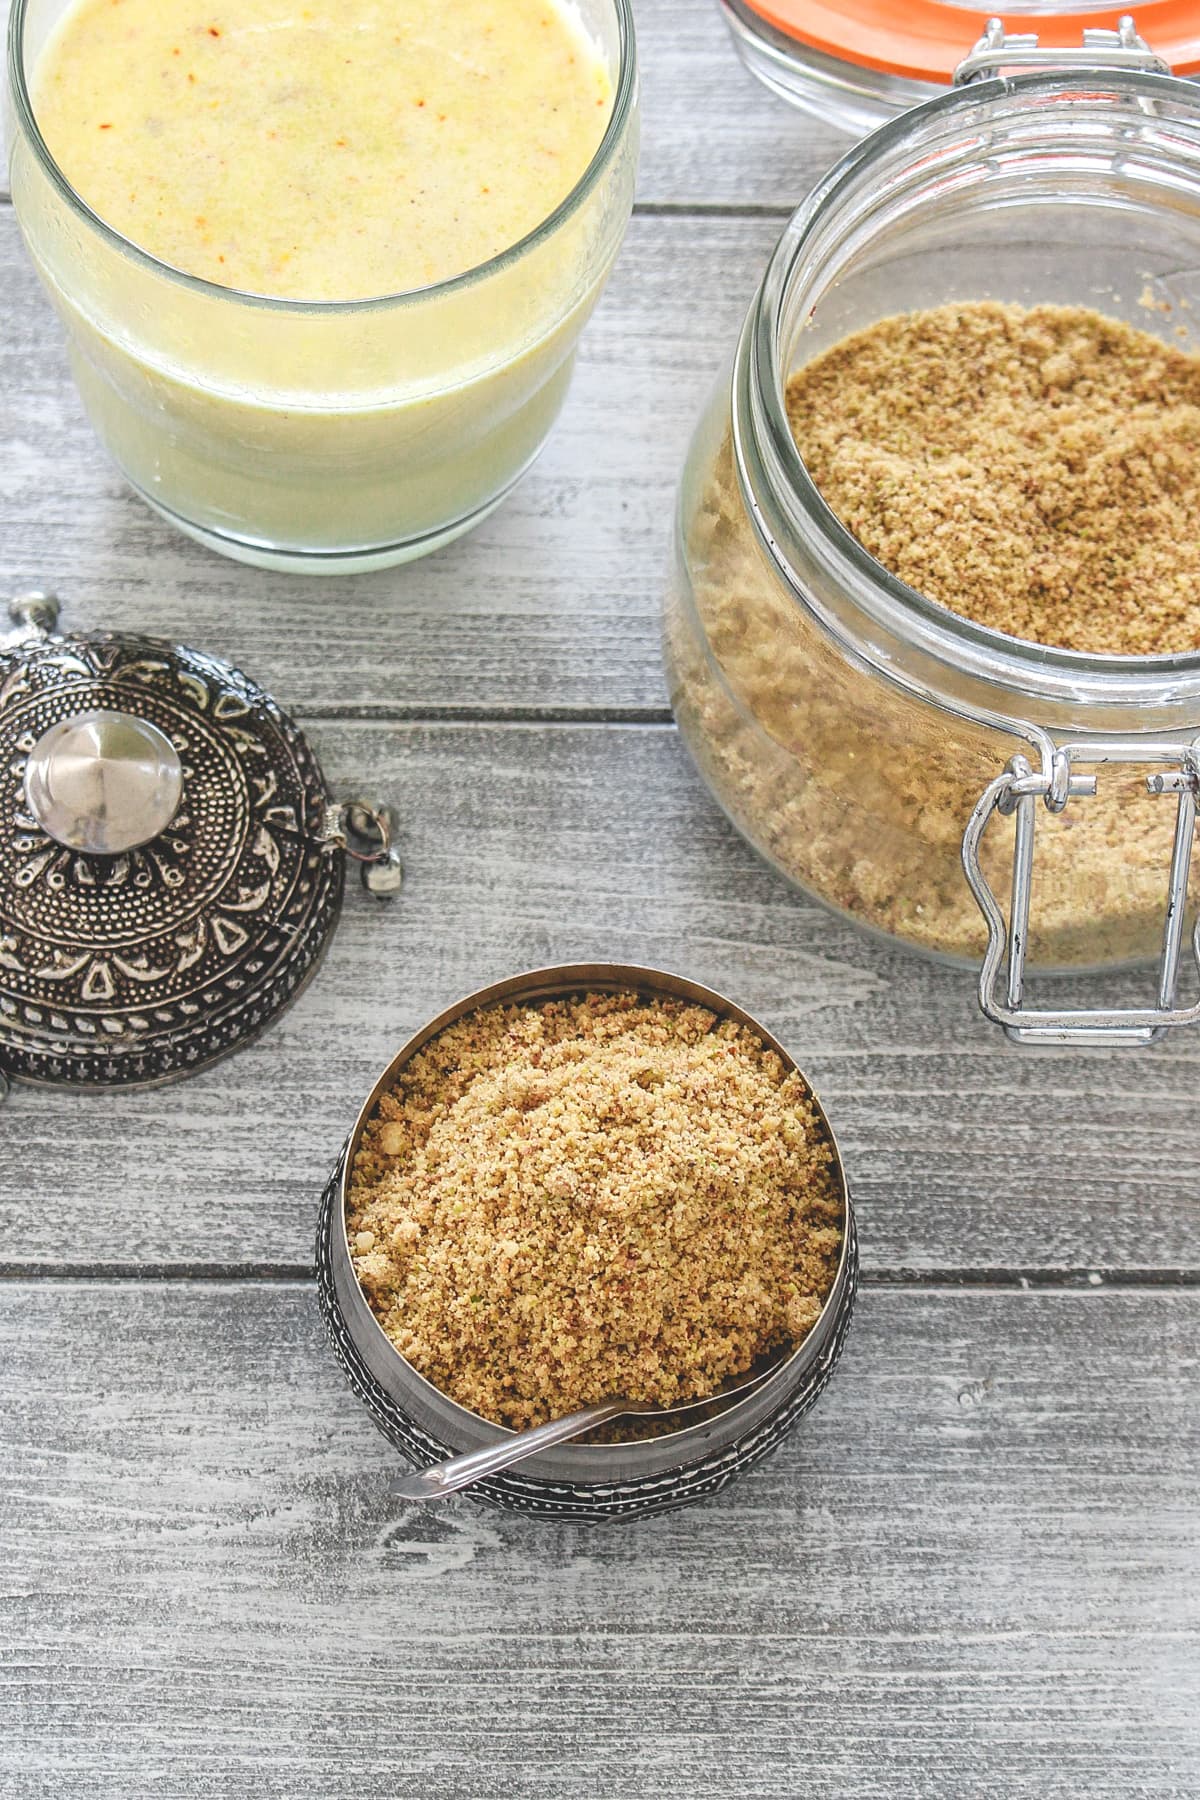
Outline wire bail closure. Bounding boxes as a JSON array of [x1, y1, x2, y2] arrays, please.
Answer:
[[943, 20, 1184, 1041], [962, 740, 1200, 1044], [954, 14, 1170, 85]]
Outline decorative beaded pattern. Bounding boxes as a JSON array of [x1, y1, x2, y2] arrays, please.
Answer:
[[315, 1148, 859, 1522], [0, 632, 343, 1088]]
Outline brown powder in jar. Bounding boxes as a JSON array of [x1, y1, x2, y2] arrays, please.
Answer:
[[788, 301, 1200, 655], [668, 297, 1200, 965], [346, 992, 843, 1430]]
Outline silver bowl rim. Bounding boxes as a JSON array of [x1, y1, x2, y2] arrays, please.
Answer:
[[333, 961, 853, 1462]]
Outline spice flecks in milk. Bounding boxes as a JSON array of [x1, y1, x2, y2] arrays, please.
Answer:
[[35, 0, 613, 301]]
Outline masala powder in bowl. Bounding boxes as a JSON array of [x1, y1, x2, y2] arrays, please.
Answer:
[[345, 992, 843, 1429]]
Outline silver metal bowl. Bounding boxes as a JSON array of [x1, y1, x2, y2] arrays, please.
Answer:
[[316, 964, 859, 1520]]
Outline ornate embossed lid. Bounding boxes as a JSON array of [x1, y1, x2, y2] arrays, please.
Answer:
[[0, 593, 402, 1098]]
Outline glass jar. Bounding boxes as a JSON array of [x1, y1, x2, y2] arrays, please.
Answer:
[[6, 0, 639, 574], [666, 67, 1200, 1043], [718, 1, 1200, 133]]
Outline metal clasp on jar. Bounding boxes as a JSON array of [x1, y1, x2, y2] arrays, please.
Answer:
[[954, 15, 1170, 85], [963, 740, 1200, 1045]]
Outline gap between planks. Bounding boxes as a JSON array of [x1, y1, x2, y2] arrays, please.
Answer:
[[2, 1264, 1198, 1287], [294, 705, 677, 726], [0, 192, 795, 217]]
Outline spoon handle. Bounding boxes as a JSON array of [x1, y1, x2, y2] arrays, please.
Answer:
[[392, 1399, 630, 1502]]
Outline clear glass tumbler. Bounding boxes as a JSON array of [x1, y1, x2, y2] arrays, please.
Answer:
[[7, 0, 639, 573]]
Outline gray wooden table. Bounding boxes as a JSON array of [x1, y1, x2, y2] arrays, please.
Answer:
[[2, 4, 1197, 1794]]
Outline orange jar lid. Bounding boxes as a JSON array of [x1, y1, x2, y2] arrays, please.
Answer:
[[740, 3, 1200, 82]]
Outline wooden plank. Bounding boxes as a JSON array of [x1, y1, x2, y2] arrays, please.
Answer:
[[6, 11, 1192, 1793], [2, 721, 1199, 1277], [2, 0, 842, 211], [636, 0, 849, 208], [0, 1280, 1195, 1798], [0, 205, 779, 715]]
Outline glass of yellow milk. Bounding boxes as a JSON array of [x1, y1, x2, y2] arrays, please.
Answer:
[[7, 0, 639, 572]]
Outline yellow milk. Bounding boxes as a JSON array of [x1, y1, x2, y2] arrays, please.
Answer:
[[34, 0, 612, 302], [10, 0, 637, 568]]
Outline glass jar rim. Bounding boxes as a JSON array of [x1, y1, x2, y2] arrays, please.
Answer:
[[5, 0, 637, 316], [743, 67, 1200, 705]]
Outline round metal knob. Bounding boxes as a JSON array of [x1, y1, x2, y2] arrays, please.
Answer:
[[24, 710, 184, 856], [7, 590, 60, 636]]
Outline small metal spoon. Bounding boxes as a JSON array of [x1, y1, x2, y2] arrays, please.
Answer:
[[392, 1347, 790, 1503]]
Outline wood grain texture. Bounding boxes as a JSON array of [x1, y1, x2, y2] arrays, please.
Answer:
[[3, 0, 843, 211], [1, 1281, 1196, 1799], [2, 3, 1198, 1792], [635, 0, 849, 206], [0, 205, 779, 715], [2, 722, 1199, 1277]]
